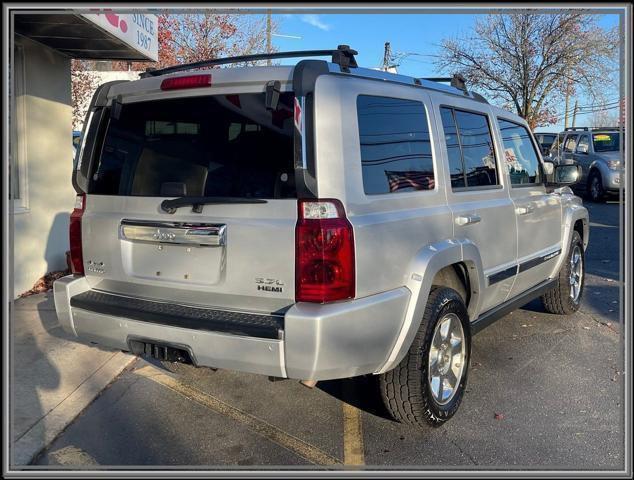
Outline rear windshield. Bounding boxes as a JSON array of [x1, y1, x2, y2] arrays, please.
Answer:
[[592, 132, 620, 152], [90, 93, 296, 198]]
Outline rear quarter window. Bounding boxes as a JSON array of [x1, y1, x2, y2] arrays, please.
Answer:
[[356, 95, 434, 195]]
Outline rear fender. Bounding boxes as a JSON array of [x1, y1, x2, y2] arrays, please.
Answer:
[[375, 238, 484, 374]]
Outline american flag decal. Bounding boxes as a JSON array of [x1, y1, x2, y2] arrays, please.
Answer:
[[386, 170, 435, 192]]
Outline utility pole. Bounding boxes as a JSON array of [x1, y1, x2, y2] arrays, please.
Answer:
[[571, 99, 578, 128], [563, 78, 571, 129], [382, 42, 393, 72], [266, 9, 272, 66]]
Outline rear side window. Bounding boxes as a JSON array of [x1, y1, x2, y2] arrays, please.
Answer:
[[440, 107, 499, 189], [357, 95, 434, 195], [90, 93, 296, 198], [563, 135, 578, 153], [576, 135, 590, 153], [498, 119, 542, 185]]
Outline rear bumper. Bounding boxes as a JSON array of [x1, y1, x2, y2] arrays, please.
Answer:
[[54, 276, 410, 381]]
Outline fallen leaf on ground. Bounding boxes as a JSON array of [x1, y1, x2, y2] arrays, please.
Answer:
[[19, 270, 69, 297]]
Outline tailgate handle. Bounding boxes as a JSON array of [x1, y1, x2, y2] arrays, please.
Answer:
[[120, 220, 226, 246]]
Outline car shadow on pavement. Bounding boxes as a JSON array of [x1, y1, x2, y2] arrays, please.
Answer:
[[318, 375, 395, 422], [11, 331, 60, 466], [516, 284, 621, 325], [35, 296, 118, 354]]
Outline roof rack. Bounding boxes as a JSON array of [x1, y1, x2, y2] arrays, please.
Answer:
[[420, 74, 467, 92], [141, 45, 359, 78], [138, 45, 488, 104], [564, 126, 619, 132]]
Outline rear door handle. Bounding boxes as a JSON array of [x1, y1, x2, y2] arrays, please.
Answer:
[[515, 205, 535, 216], [455, 214, 481, 226]]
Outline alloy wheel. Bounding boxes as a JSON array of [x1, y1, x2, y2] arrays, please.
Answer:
[[428, 313, 466, 405]]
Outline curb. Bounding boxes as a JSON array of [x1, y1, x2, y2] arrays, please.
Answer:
[[11, 351, 135, 466]]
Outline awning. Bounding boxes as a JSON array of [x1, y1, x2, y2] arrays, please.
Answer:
[[13, 12, 157, 61]]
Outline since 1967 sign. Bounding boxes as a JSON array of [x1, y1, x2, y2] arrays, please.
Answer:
[[81, 11, 158, 62]]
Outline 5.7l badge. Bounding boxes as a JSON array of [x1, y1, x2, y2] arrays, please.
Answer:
[[255, 278, 284, 293]]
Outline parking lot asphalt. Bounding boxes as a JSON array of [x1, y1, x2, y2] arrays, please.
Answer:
[[32, 200, 624, 471]]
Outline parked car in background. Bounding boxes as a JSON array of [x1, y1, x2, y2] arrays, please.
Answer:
[[551, 127, 623, 202], [534, 132, 560, 157]]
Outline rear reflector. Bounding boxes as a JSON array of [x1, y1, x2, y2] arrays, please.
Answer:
[[69, 194, 85, 275], [295, 199, 355, 303], [160, 74, 212, 91]]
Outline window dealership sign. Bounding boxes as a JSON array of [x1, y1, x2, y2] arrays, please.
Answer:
[[81, 11, 158, 61]]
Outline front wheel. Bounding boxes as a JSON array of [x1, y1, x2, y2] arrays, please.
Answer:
[[541, 230, 584, 315], [379, 287, 471, 429], [587, 170, 606, 203]]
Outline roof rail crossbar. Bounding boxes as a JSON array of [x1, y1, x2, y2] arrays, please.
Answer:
[[418, 74, 468, 93], [141, 45, 358, 78]]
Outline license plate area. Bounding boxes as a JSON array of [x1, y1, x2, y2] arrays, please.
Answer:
[[119, 220, 226, 285]]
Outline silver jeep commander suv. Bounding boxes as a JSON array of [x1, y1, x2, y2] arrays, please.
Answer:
[[55, 46, 589, 429]]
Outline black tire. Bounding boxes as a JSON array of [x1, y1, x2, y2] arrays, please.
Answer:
[[379, 287, 471, 429], [587, 170, 606, 203], [541, 230, 584, 315]]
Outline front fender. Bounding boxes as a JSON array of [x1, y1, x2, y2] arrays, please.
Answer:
[[551, 194, 589, 277], [375, 238, 484, 374]]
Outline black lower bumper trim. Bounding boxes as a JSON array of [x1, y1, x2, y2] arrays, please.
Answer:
[[70, 290, 284, 340]]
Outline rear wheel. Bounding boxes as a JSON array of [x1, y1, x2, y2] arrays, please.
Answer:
[[541, 230, 584, 315], [587, 170, 606, 203], [379, 287, 471, 429]]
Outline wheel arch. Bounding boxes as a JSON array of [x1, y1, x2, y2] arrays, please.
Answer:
[[375, 239, 484, 374], [550, 200, 589, 278]]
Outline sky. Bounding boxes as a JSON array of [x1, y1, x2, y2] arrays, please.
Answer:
[[271, 12, 621, 132]]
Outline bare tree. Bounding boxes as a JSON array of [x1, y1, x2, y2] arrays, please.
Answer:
[[590, 105, 619, 127], [436, 12, 619, 128]]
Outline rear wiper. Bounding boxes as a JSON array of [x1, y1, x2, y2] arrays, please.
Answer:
[[161, 196, 268, 214]]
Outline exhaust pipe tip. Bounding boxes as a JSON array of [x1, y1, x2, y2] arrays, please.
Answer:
[[300, 380, 318, 389]]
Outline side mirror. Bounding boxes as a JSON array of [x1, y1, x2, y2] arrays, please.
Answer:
[[576, 144, 589, 154], [551, 163, 582, 186]]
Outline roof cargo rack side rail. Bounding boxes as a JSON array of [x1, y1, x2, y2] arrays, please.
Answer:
[[140, 45, 358, 78], [565, 126, 620, 132]]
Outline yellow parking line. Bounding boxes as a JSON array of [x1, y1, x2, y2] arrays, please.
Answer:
[[135, 366, 341, 466], [342, 380, 365, 466]]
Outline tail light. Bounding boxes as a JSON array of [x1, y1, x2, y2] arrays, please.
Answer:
[[295, 199, 355, 303], [160, 74, 212, 91], [69, 194, 85, 275]]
